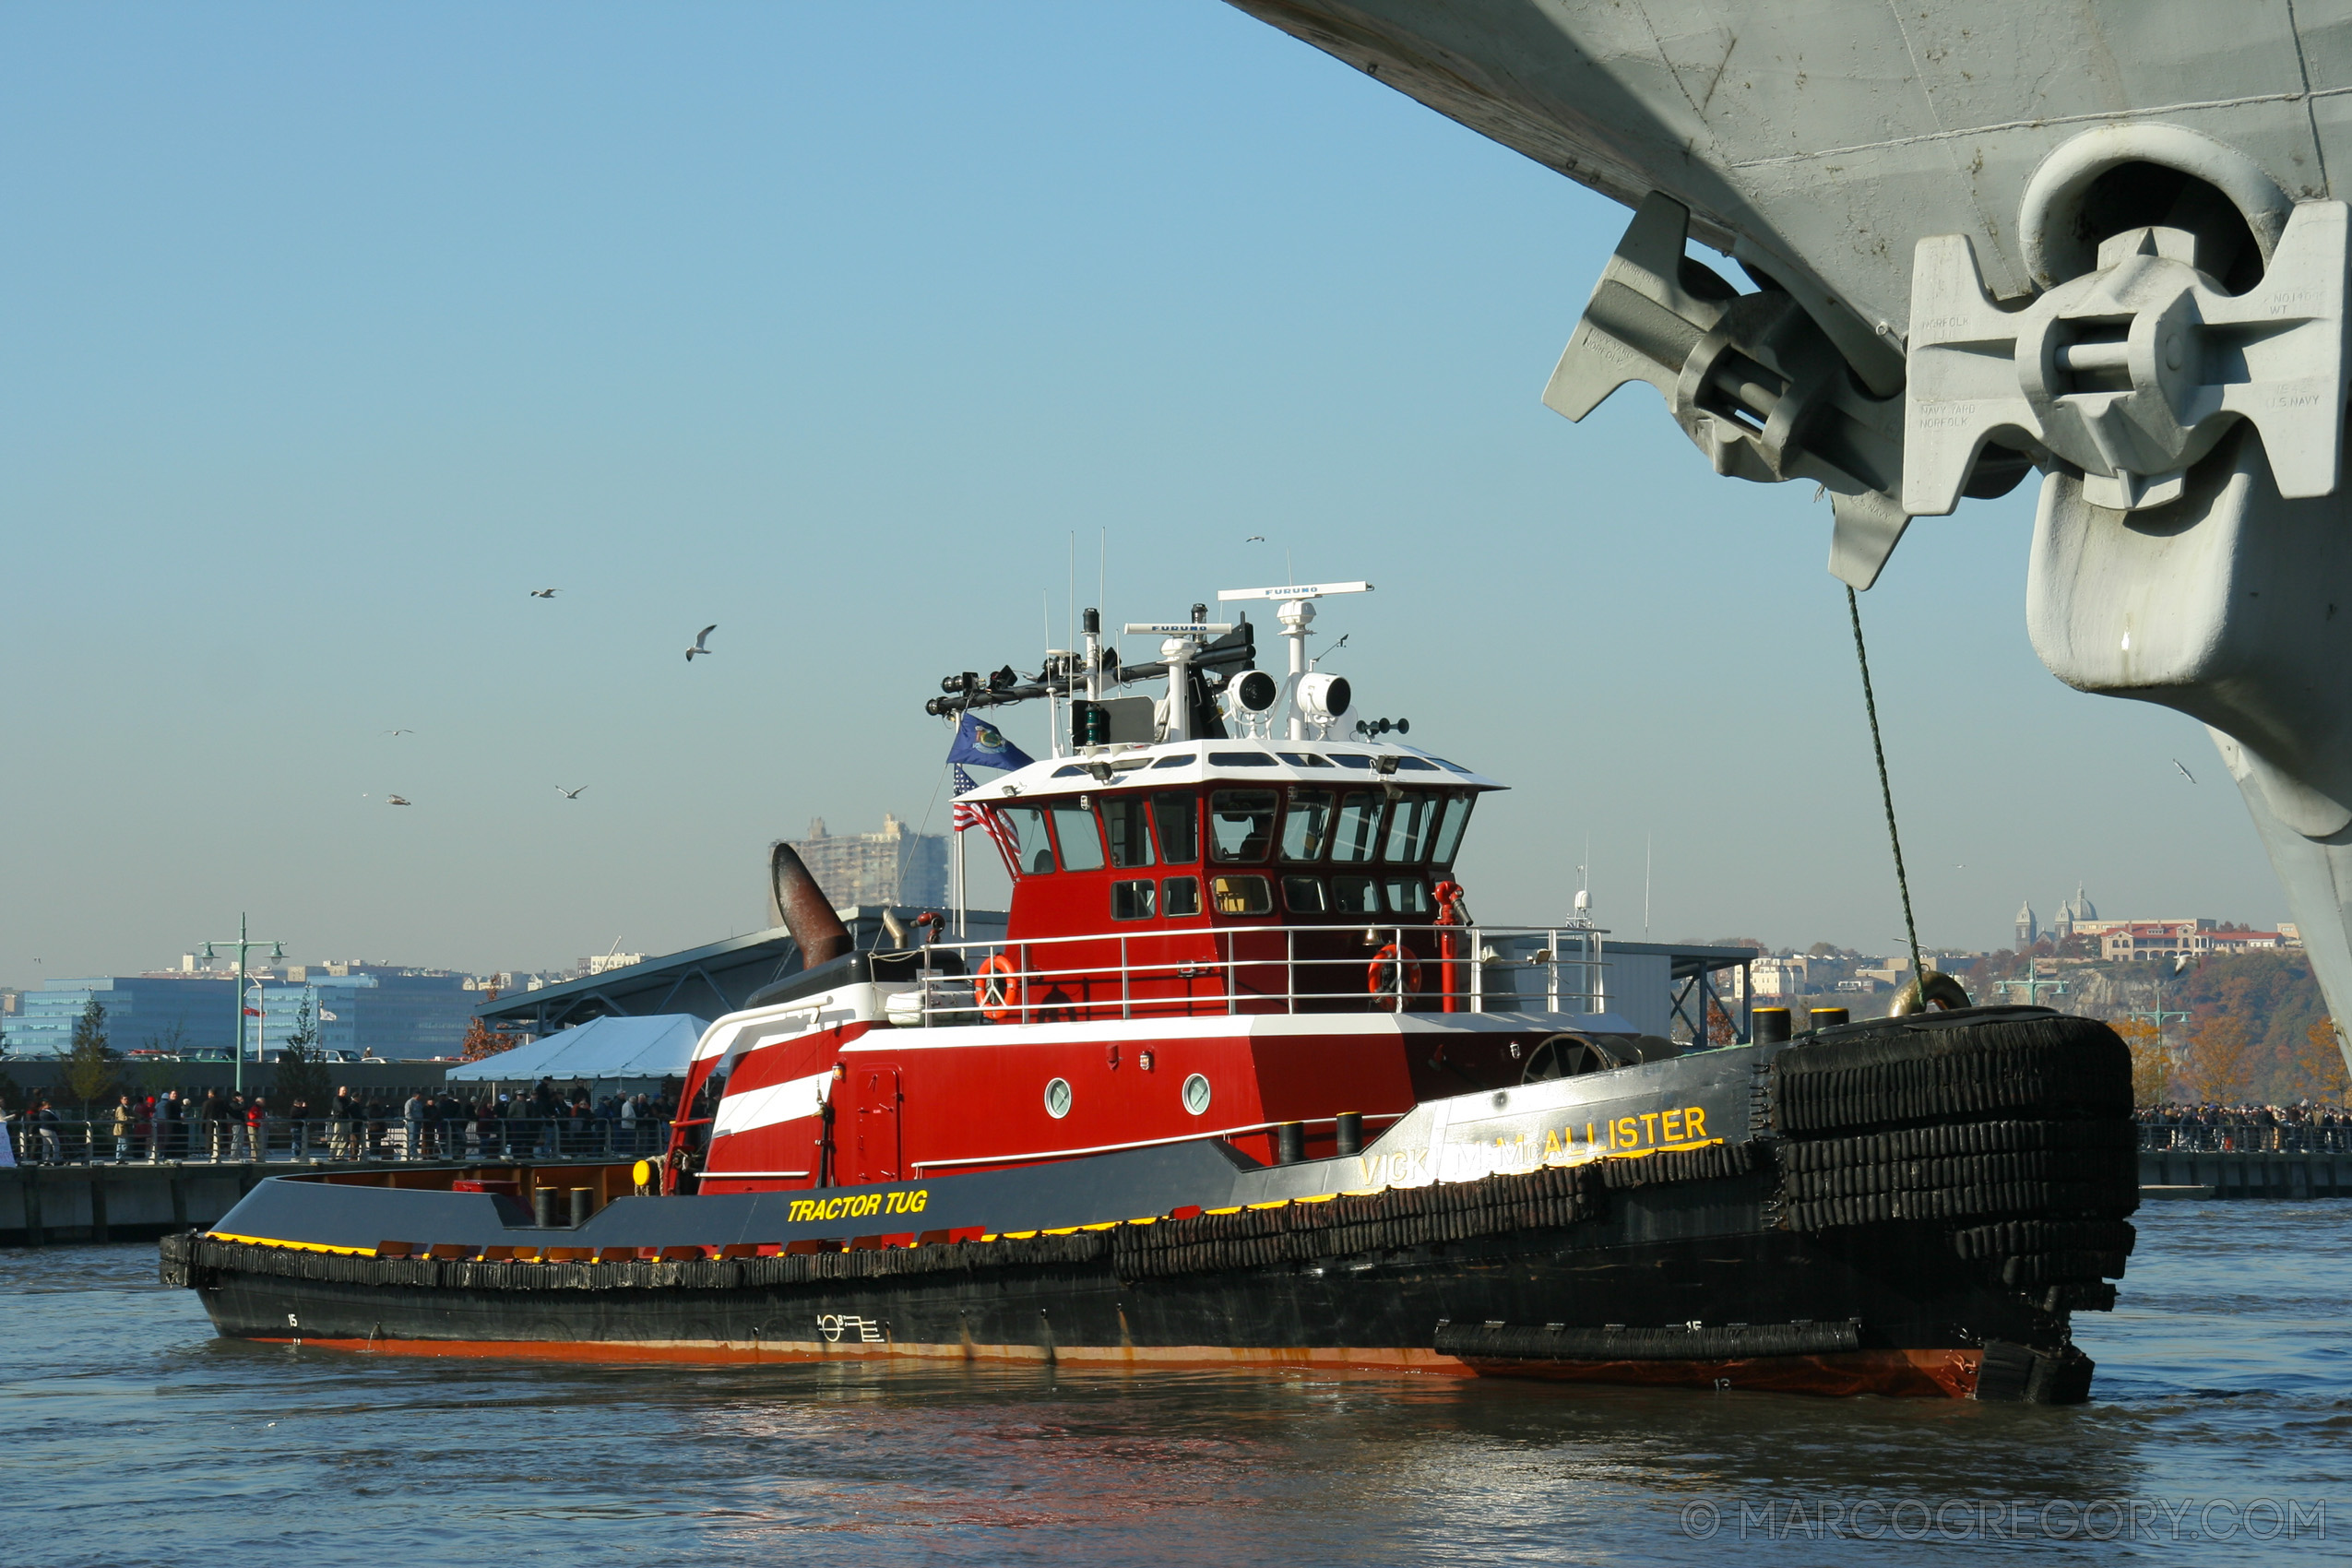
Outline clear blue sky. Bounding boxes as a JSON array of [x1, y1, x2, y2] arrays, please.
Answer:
[[0, 2, 2283, 987]]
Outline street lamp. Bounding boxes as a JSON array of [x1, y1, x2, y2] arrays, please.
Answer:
[[198, 912, 285, 1094]]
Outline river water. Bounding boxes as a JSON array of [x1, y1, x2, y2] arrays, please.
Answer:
[[4, 1204, 2348, 1566]]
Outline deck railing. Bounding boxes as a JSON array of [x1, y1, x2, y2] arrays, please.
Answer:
[[886, 923, 1611, 1025]]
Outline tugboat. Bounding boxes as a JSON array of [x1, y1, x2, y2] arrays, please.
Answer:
[[166, 583, 2137, 1401]]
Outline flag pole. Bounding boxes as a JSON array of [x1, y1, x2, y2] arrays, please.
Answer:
[[954, 767, 968, 938]]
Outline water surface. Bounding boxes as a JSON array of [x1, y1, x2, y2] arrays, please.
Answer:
[[4, 1204, 2348, 1564]]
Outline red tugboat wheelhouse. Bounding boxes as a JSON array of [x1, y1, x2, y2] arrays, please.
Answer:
[[167, 582, 2139, 1402]]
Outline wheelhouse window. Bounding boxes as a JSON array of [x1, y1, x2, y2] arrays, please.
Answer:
[[1211, 873, 1274, 916], [1429, 792, 1476, 865], [1331, 791, 1384, 863], [1101, 795, 1155, 868], [1000, 805, 1054, 875], [1382, 791, 1437, 862], [1048, 803, 1106, 872], [1282, 875, 1328, 913], [1331, 875, 1379, 914], [1208, 790, 1277, 862], [1163, 876, 1202, 917], [1281, 789, 1335, 862], [1383, 876, 1433, 915], [1151, 791, 1198, 863], [1111, 879, 1157, 920]]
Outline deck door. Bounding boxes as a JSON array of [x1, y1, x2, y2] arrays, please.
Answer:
[[851, 1064, 903, 1184]]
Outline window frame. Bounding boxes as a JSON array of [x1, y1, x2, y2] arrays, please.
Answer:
[[1209, 873, 1275, 917], [1100, 793, 1157, 870], [1206, 789, 1279, 865], [1161, 875, 1203, 918], [1111, 878, 1158, 921], [1046, 801, 1108, 873], [1151, 790, 1200, 864]]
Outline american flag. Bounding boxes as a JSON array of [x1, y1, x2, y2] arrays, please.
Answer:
[[949, 765, 982, 829], [951, 765, 1018, 858]]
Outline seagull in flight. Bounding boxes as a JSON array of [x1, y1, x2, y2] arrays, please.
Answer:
[[529, 588, 559, 599], [556, 785, 588, 800], [386, 795, 411, 806], [685, 624, 718, 661], [2173, 758, 2197, 784], [383, 728, 412, 737], [1244, 535, 1265, 542]]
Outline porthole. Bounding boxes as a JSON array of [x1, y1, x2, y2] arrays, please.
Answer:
[[1044, 1077, 1073, 1119], [1182, 1073, 1212, 1116]]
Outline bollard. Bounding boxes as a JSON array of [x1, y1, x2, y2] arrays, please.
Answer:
[[1809, 1006, 1849, 1030], [1752, 1006, 1792, 1045], [1275, 1122, 1305, 1166], [1334, 1111, 1363, 1158], [569, 1187, 595, 1228], [532, 1186, 555, 1229]]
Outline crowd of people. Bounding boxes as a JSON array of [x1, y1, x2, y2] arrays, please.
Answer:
[[1, 1078, 678, 1165], [2137, 1101, 2352, 1152]]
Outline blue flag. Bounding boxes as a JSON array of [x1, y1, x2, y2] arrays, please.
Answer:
[[947, 710, 1036, 772]]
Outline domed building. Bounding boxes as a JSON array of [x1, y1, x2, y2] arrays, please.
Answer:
[[2014, 899, 2038, 951], [2052, 885, 2097, 941]]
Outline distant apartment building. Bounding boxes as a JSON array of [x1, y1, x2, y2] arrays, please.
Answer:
[[1746, 955, 1811, 998], [786, 814, 950, 914]]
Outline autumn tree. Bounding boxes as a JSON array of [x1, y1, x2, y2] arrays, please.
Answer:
[[460, 1015, 517, 1063], [2114, 1017, 2178, 1106], [2182, 1013, 2254, 1103], [2290, 1017, 2351, 1104]]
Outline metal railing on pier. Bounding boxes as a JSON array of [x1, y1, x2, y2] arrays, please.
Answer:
[[2137, 1108, 2352, 1154], [1, 1115, 673, 1168]]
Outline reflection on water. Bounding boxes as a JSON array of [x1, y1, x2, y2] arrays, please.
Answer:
[[3, 1206, 2348, 1565]]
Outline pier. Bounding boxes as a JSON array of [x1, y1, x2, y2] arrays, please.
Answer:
[[2138, 1150, 2352, 1200], [2, 1154, 654, 1246]]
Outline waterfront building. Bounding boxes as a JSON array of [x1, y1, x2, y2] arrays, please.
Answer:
[[260, 965, 479, 1061], [785, 814, 949, 914], [8, 966, 478, 1062], [8, 976, 236, 1059]]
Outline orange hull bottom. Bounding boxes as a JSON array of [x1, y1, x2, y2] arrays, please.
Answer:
[[254, 1335, 1981, 1396]]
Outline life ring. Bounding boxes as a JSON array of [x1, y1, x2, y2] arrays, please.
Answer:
[[1366, 944, 1423, 1012], [977, 954, 1024, 1023]]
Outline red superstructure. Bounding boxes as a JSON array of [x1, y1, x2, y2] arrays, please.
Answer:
[[668, 584, 1625, 1194]]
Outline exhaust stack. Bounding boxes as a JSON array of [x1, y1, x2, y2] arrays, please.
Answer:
[[766, 841, 852, 968]]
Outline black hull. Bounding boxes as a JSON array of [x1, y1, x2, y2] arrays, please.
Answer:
[[184, 1172, 2079, 1399]]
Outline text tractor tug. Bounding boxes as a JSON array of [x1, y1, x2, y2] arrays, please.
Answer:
[[168, 581, 2137, 1402]]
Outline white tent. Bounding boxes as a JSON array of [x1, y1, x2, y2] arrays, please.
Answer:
[[445, 1014, 707, 1086]]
